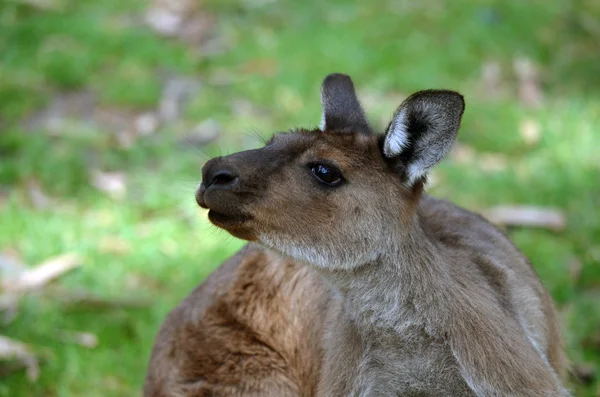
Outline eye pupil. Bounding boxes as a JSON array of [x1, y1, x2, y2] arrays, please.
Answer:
[[310, 163, 343, 186]]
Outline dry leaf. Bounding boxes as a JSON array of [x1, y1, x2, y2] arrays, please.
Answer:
[[159, 77, 201, 124], [98, 236, 131, 256], [135, 112, 159, 136], [450, 142, 476, 164], [24, 91, 160, 148], [91, 107, 138, 148], [178, 12, 216, 48], [144, 0, 215, 48], [10, 0, 62, 11], [91, 171, 127, 200], [160, 238, 179, 257], [145, 8, 183, 36], [4, 253, 80, 293], [567, 256, 583, 282], [50, 289, 152, 310], [358, 90, 407, 128], [572, 362, 596, 385], [0, 250, 26, 280], [56, 330, 98, 348], [199, 36, 230, 57], [25, 179, 51, 210], [230, 99, 270, 120], [480, 60, 502, 99], [478, 152, 508, 173], [24, 91, 96, 135], [0, 335, 39, 381], [239, 58, 278, 77], [0, 251, 27, 324], [483, 206, 566, 231], [513, 57, 543, 108], [276, 86, 304, 113], [144, 0, 194, 36], [209, 69, 240, 86], [426, 169, 442, 189], [181, 119, 221, 146], [582, 329, 600, 350], [519, 119, 541, 146], [0, 188, 7, 209]]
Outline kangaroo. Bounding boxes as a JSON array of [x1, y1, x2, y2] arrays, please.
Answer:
[[146, 73, 571, 396]]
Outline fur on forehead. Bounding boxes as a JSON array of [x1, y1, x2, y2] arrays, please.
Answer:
[[268, 129, 385, 167], [270, 128, 376, 148]]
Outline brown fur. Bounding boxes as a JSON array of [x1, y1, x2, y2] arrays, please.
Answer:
[[144, 244, 330, 396]]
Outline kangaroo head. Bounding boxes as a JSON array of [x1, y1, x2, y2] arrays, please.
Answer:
[[196, 74, 465, 270]]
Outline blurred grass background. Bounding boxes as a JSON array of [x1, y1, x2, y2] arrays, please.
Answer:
[[0, 0, 599, 395]]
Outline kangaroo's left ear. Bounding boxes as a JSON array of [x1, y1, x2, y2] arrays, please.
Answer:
[[383, 90, 465, 185], [320, 73, 371, 134]]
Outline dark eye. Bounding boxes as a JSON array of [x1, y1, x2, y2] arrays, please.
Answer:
[[310, 163, 343, 186]]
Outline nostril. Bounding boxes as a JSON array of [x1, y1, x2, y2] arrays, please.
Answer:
[[210, 170, 237, 187]]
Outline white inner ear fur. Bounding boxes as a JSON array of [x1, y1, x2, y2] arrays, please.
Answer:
[[383, 108, 409, 157], [406, 161, 427, 185], [319, 86, 327, 131], [384, 99, 454, 185], [319, 113, 326, 131]]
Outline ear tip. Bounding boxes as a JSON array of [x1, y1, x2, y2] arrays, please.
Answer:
[[408, 89, 465, 113], [323, 72, 351, 81], [454, 93, 466, 113], [439, 89, 465, 106], [445, 90, 465, 103], [412, 89, 464, 99], [322, 73, 354, 89], [446, 91, 466, 112]]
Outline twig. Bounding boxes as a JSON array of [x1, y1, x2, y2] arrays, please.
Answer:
[[3, 253, 80, 293], [6, 0, 61, 10], [48, 289, 152, 311], [483, 206, 566, 232], [55, 330, 98, 348]]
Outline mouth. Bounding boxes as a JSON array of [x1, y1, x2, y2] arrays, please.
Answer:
[[207, 210, 257, 241], [207, 209, 251, 226], [195, 184, 256, 241]]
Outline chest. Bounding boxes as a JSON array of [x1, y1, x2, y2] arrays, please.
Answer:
[[348, 328, 474, 397]]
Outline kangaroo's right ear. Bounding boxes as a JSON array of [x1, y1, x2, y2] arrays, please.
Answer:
[[383, 90, 465, 186], [320, 73, 371, 134]]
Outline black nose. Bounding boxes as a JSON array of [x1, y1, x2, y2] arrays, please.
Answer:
[[203, 159, 239, 189]]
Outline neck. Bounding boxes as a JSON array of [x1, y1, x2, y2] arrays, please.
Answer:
[[316, 216, 451, 333]]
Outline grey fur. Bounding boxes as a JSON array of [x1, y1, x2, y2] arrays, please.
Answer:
[[314, 197, 571, 396]]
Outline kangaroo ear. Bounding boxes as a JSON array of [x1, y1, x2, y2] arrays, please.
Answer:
[[320, 73, 371, 134], [383, 90, 465, 185]]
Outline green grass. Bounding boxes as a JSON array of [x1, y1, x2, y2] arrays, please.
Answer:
[[1, 0, 599, 395]]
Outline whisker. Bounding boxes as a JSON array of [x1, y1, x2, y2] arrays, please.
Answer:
[[243, 127, 269, 145], [182, 144, 212, 161]]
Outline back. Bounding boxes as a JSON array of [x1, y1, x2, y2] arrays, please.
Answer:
[[419, 195, 567, 378]]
